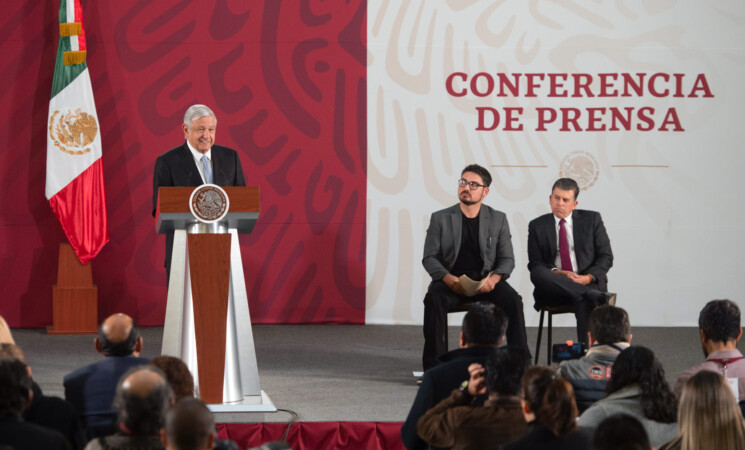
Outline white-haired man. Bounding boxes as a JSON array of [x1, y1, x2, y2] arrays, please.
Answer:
[[152, 104, 246, 277]]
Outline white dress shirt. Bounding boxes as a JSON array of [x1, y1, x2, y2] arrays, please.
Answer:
[[553, 212, 578, 272], [186, 140, 212, 184]]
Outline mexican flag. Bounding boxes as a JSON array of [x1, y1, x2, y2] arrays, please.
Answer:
[[46, 0, 108, 265]]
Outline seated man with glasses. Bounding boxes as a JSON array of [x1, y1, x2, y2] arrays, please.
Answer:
[[421, 164, 528, 371]]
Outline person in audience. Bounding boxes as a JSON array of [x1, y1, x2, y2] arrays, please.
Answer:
[[0, 315, 14, 344], [502, 366, 592, 449], [416, 347, 530, 449], [593, 414, 651, 450], [579, 346, 678, 447], [85, 365, 174, 450], [0, 357, 70, 450], [150, 356, 195, 400], [660, 370, 745, 450], [674, 299, 745, 401], [161, 398, 214, 450], [0, 344, 85, 449], [402, 302, 507, 450], [64, 313, 148, 440], [558, 305, 631, 412]]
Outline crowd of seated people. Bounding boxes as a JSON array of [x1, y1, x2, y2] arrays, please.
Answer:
[[407, 298, 745, 450], [0, 313, 289, 450]]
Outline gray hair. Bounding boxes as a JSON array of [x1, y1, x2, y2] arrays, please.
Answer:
[[183, 105, 217, 127]]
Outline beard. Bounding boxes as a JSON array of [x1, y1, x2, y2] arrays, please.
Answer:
[[459, 193, 480, 206]]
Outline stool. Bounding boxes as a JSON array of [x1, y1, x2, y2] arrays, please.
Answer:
[[534, 304, 576, 365]]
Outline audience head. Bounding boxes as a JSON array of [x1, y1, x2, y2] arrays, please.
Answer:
[[0, 315, 14, 344], [677, 370, 745, 450], [114, 366, 174, 436], [589, 305, 631, 345], [161, 398, 215, 450], [0, 343, 25, 364], [521, 366, 578, 437], [461, 164, 492, 187], [150, 356, 194, 401], [593, 414, 651, 450], [95, 313, 142, 357], [607, 346, 677, 423], [0, 358, 32, 419], [460, 302, 507, 347], [698, 299, 742, 355], [485, 347, 531, 396]]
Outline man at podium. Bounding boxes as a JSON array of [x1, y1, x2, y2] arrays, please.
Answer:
[[152, 104, 246, 278]]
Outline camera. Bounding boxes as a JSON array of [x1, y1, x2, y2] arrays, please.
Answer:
[[551, 340, 586, 363]]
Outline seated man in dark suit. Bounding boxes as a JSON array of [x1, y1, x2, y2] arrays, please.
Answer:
[[402, 303, 506, 450], [557, 305, 631, 412], [0, 358, 69, 450], [1, 343, 85, 449], [64, 313, 148, 440], [422, 164, 527, 371], [528, 178, 614, 348]]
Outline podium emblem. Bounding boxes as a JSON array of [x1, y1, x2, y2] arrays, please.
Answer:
[[189, 184, 229, 223]]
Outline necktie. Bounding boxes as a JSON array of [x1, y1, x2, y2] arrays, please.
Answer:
[[559, 218, 573, 272], [201, 155, 213, 184]]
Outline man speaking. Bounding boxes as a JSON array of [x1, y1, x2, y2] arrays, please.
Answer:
[[152, 104, 246, 277]]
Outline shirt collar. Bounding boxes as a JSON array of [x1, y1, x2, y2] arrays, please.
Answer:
[[186, 140, 212, 160], [553, 212, 573, 226]]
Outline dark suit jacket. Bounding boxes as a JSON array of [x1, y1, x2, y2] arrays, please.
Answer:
[[0, 416, 70, 450], [63, 355, 148, 440], [25, 381, 85, 449], [422, 204, 515, 283], [152, 143, 246, 270], [152, 143, 246, 216], [527, 210, 613, 291], [401, 346, 494, 450]]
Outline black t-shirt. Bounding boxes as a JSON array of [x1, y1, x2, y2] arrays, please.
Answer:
[[450, 212, 483, 280]]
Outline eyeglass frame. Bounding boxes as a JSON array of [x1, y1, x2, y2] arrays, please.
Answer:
[[458, 178, 487, 190]]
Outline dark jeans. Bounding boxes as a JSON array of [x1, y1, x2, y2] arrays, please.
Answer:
[[422, 279, 528, 371], [530, 265, 607, 346]]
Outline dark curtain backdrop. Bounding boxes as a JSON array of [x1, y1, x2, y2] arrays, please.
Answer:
[[0, 0, 367, 327]]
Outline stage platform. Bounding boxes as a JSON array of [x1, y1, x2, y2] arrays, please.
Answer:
[[12, 324, 727, 425]]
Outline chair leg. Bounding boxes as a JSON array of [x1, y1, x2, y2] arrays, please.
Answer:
[[547, 312, 553, 365], [534, 310, 545, 365]]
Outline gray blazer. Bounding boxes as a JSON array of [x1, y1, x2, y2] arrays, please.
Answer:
[[422, 204, 515, 282]]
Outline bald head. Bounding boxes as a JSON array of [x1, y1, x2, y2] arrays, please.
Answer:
[[96, 313, 142, 357], [115, 366, 173, 436]]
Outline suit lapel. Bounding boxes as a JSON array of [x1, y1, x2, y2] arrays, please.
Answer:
[[572, 210, 585, 269], [545, 214, 557, 261], [178, 144, 204, 186], [478, 206, 489, 260], [450, 206, 462, 262], [211, 146, 226, 185]]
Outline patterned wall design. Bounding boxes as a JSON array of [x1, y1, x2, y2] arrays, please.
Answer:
[[367, 1, 745, 326], [1, 0, 366, 327]]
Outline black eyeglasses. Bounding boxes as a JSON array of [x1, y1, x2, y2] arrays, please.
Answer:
[[458, 179, 486, 190]]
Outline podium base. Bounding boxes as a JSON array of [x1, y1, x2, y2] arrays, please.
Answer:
[[208, 391, 277, 423]]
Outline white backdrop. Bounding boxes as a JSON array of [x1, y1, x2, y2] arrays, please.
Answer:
[[366, 1, 745, 326]]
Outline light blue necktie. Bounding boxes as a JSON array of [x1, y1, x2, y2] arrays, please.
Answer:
[[201, 155, 213, 184]]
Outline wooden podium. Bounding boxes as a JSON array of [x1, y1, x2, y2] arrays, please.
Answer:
[[156, 186, 274, 411]]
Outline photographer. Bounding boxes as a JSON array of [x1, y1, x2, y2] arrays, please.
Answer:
[[558, 305, 631, 412], [416, 347, 530, 450]]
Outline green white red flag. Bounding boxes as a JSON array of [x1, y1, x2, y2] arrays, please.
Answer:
[[46, 0, 108, 265]]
